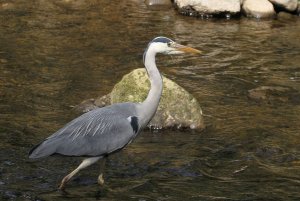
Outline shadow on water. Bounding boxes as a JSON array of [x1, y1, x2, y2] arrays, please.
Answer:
[[0, 0, 300, 200]]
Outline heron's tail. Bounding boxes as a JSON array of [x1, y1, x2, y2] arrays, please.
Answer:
[[29, 138, 60, 159]]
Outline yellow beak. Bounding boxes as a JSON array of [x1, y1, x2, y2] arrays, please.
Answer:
[[174, 43, 202, 54]]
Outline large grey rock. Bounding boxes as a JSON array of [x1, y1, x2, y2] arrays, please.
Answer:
[[111, 68, 205, 130], [175, 0, 241, 18], [242, 0, 275, 18], [269, 0, 298, 12], [74, 69, 205, 130]]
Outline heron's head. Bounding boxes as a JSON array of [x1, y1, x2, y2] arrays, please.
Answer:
[[147, 36, 201, 55]]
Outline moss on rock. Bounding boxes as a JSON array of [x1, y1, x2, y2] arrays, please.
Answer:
[[110, 68, 205, 130]]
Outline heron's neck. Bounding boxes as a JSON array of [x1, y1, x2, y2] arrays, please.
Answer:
[[140, 49, 163, 125]]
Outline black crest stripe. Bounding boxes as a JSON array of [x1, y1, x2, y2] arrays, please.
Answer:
[[152, 37, 173, 43]]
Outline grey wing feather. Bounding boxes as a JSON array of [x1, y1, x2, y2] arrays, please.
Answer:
[[29, 103, 139, 159]]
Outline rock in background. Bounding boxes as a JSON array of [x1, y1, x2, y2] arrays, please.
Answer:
[[173, 0, 300, 18], [73, 68, 205, 130], [242, 0, 276, 18], [248, 86, 300, 104], [174, 0, 241, 18], [269, 0, 298, 12]]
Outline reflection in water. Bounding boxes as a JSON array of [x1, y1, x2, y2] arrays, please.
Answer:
[[0, 0, 299, 200]]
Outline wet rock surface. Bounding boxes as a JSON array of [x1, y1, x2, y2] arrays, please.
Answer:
[[74, 68, 205, 130], [174, 0, 300, 18], [242, 0, 276, 18], [269, 0, 298, 12], [175, 0, 241, 18]]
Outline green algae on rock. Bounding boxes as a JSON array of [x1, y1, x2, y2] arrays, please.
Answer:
[[111, 68, 204, 130]]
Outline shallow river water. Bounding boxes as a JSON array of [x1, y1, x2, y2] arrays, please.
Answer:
[[0, 0, 300, 200]]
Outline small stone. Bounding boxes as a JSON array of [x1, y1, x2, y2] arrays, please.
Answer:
[[3, 161, 14, 166], [53, 0, 94, 10], [0, 59, 7, 63], [72, 98, 97, 113], [94, 94, 110, 107], [0, 2, 14, 10], [3, 191, 20, 199]]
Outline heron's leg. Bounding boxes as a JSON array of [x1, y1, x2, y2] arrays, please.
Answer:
[[98, 157, 106, 186], [59, 156, 101, 191]]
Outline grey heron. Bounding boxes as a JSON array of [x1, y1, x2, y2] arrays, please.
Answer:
[[29, 36, 201, 190]]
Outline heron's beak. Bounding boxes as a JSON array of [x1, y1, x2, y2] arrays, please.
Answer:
[[174, 43, 202, 54]]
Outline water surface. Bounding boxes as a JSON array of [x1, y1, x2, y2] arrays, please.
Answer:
[[0, 0, 300, 200]]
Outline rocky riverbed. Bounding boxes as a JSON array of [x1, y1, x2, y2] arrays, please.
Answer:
[[0, 0, 299, 200], [146, 0, 300, 18]]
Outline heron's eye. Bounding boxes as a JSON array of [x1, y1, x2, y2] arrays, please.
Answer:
[[167, 42, 171, 47]]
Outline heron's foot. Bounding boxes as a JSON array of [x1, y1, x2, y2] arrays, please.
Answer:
[[58, 176, 70, 191], [98, 173, 105, 186], [58, 187, 69, 195]]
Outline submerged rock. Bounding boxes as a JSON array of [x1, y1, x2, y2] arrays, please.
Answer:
[[144, 0, 173, 10], [74, 69, 205, 130], [0, 2, 15, 10], [242, 0, 276, 18], [248, 86, 300, 104], [72, 95, 110, 113], [53, 0, 96, 10], [73, 98, 98, 113], [269, 0, 298, 12], [145, 0, 172, 6], [175, 0, 241, 18], [255, 146, 283, 159], [277, 11, 296, 19]]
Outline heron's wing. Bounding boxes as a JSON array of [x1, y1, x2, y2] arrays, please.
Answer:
[[29, 106, 139, 158]]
